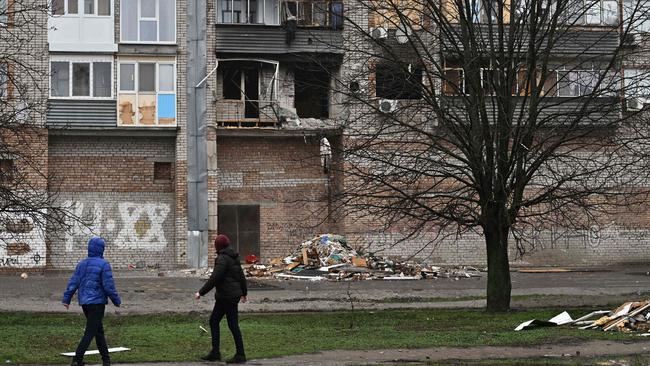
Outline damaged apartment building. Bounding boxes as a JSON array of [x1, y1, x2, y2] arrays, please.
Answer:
[[1, 0, 650, 271]]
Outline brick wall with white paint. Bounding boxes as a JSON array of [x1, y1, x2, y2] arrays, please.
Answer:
[[47, 136, 177, 269]]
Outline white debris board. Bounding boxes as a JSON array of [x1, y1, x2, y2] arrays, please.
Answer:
[[61, 347, 131, 357]]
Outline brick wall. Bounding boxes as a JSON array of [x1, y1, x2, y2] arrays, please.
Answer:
[[214, 135, 339, 261], [47, 136, 177, 269]]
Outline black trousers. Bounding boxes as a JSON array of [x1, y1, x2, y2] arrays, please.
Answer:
[[209, 297, 245, 356], [74, 304, 109, 362]]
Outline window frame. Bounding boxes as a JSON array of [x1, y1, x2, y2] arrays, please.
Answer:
[[120, 0, 177, 44], [49, 56, 114, 99], [117, 58, 177, 126], [0, 0, 8, 26], [51, 0, 112, 17], [623, 0, 650, 32], [217, 0, 281, 25]]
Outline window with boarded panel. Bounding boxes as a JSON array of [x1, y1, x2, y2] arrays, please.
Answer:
[[217, 205, 260, 258]]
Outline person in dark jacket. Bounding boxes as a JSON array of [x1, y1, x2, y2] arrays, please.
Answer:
[[62, 236, 121, 366], [195, 234, 248, 364]]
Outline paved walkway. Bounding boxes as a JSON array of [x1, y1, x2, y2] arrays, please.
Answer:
[[49, 340, 650, 366], [0, 266, 649, 314]]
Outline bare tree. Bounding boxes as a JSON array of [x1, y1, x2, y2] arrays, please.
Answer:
[[327, 0, 650, 311], [0, 0, 83, 265]]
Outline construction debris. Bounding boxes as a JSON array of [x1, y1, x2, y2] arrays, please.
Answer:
[[515, 300, 650, 333], [243, 234, 483, 282], [515, 311, 574, 331], [61, 347, 131, 357]]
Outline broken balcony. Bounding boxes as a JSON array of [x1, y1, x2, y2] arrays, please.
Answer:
[[216, 60, 280, 128], [217, 100, 280, 128]]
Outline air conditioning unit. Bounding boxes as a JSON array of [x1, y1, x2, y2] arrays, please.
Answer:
[[371, 26, 388, 40], [378, 99, 398, 113], [626, 97, 648, 111], [623, 33, 641, 48]]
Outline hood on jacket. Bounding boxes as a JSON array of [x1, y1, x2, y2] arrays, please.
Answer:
[[88, 237, 105, 258], [218, 246, 239, 260]]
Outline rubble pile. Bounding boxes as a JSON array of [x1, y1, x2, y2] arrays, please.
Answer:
[[244, 234, 482, 281], [515, 300, 650, 335], [576, 300, 650, 333]]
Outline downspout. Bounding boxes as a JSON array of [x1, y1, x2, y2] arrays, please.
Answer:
[[187, 0, 209, 268]]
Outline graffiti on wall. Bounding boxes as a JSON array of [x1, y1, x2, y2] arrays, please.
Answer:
[[0, 214, 46, 268], [64, 200, 171, 252]]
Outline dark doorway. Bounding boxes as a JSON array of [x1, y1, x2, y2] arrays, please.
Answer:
[[244, 69, 259, 118], [217, 205, 260, 258], [295, 67, 330, 119]]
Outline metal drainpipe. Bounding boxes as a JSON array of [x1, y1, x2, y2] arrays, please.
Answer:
[[186, 0, 209, 268]]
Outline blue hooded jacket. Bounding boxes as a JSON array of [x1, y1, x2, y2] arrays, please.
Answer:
[[62, 237, 121, 306]]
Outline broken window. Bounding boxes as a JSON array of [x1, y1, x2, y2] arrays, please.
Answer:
[[50, 59, 113, 98], [223, 68, 242, 100], [442, 0, 518, 24], [375, 63, 423, 100], [295, 66, 330, 118], [219, 0, 280, 24], [118, 59, 176, 125], [442, 61, 464, 95], [281, 0, 343, 28], [121, 0, 176, 42], [217, 205, 260, 258], [220, 65, 259, 118]]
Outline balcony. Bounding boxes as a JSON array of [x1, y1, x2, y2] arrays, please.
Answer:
[[217, 100, 279, 128], [48, 0, 117, 52], [215, 0, 343, 54]]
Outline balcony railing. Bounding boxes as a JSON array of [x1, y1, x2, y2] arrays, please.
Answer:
[[217, 100, 279, 128]]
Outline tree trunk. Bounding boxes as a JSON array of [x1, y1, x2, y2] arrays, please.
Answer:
[[484, 207, 512, 312]]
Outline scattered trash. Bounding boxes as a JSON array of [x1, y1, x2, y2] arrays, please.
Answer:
[[20, 273, 28, 279], [243, 234, 482, 282], [61, 347, 131, 357], [199, 325, 208, 333], [515, 311, 574, 331], [515, 300, 650, 333]]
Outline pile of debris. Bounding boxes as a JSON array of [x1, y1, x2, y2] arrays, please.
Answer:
[[576, 300, 650, 333], [515, 300, 650, 335], [244, 234, 482, 281]]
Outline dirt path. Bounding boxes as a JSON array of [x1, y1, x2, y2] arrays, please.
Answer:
[[59, 340, 650, 366]]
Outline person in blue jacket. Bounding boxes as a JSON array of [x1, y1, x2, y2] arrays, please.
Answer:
[[62, 236, 121, 366]]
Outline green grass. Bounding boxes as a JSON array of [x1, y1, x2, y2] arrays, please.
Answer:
[[0, 308, 641, 364]]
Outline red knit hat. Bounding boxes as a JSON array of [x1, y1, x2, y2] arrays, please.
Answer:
[[214, 234, 231, 251]]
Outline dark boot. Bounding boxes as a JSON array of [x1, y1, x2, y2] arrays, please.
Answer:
[[200, 351, 221, 362], [226, 354, 247, 364], [70, 359, 84, 366], [102, 359, 111, 366]]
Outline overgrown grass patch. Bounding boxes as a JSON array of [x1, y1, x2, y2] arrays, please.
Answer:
[[0, 308, 640, 364]]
